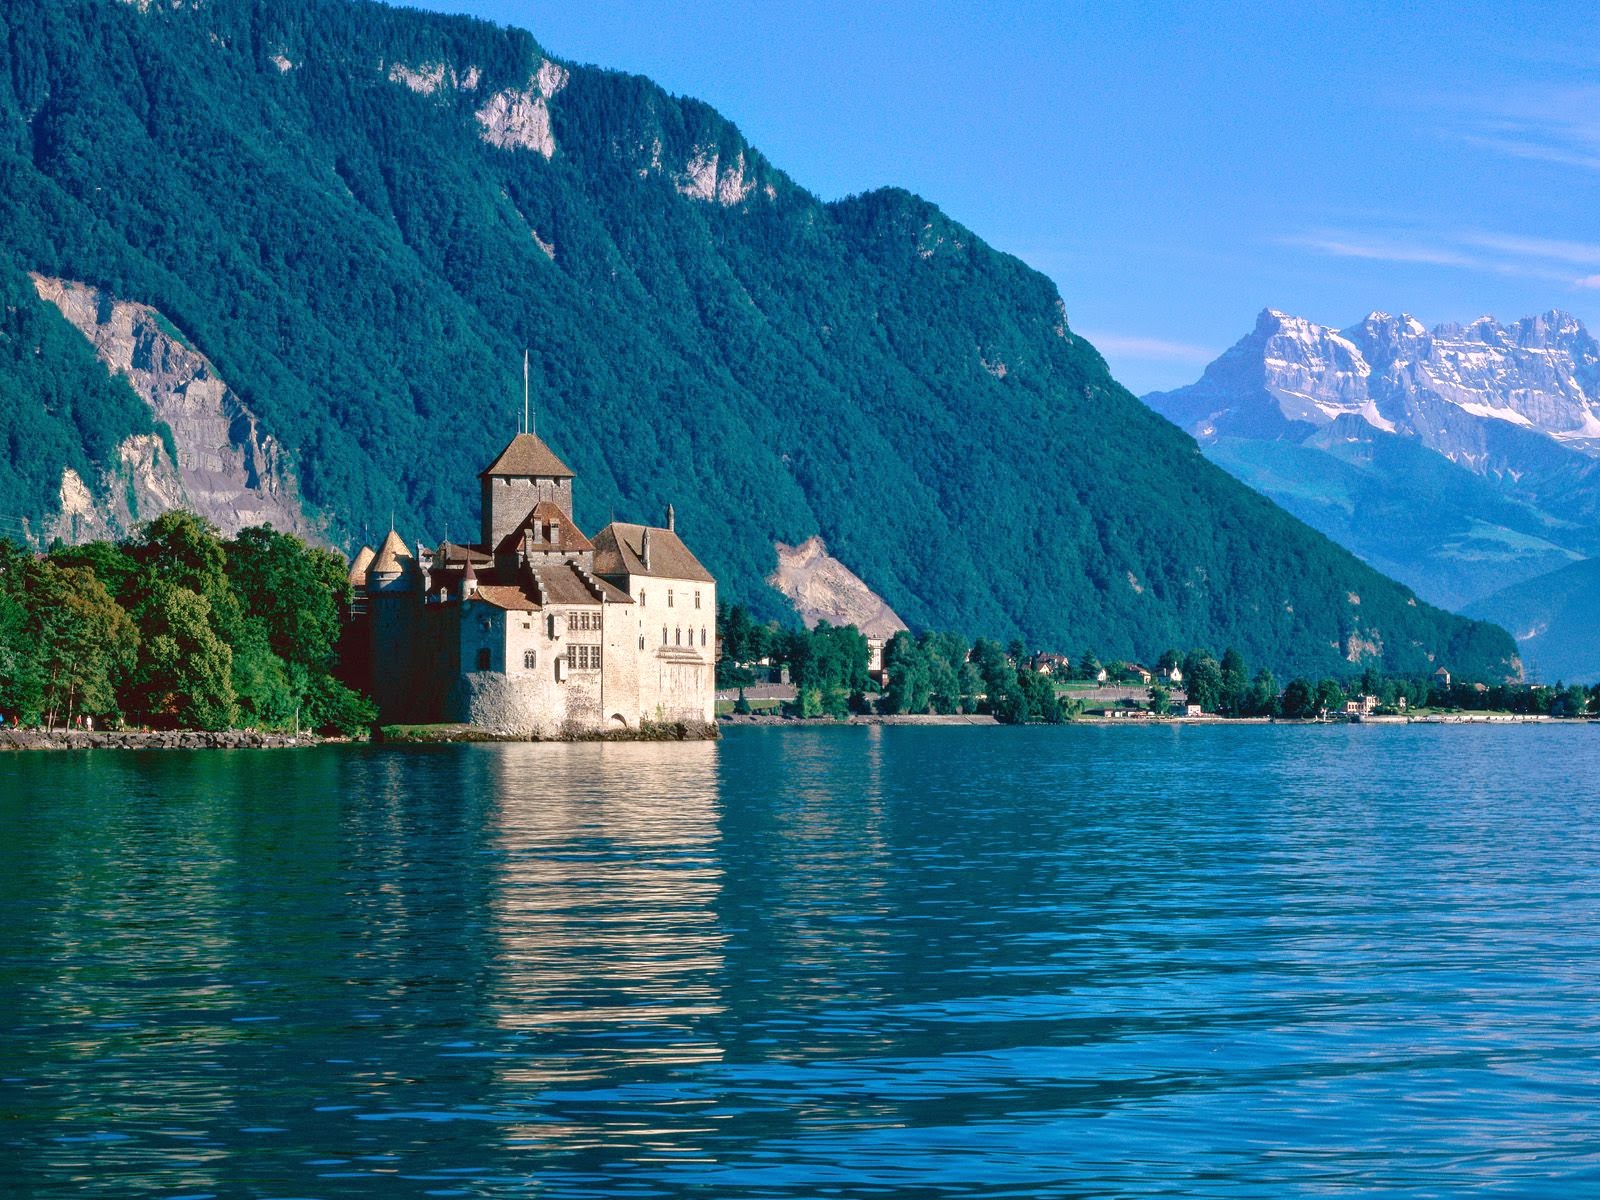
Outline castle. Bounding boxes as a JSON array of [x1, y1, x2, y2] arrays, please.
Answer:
[[344, 431, 715, 735]]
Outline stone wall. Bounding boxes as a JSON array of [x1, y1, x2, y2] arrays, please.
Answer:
[[481, 476, 572, 547]]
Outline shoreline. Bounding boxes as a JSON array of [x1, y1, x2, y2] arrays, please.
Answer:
[[0, 729, 336, 753]]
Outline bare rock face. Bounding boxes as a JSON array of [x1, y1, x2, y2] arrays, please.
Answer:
[[676, 147, 755, 206], [32, 275, 314, 543], [475, 59, 567, 158], [387, 60, 481, 96], [768, 536, 907, 639]]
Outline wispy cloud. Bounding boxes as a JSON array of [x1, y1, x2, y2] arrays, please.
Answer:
[[1445, 84, 1600, 174], [1283, 226, 1600, 290], [1076, 332, 1217, 363], [1283, 234, 1480, 268]]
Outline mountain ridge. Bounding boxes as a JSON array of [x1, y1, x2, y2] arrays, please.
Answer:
[[0, 0, 1516, 680]]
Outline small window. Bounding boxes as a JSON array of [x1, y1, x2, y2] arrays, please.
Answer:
[[476, 648, 491, 671], [640, 589, 646, 606], [668, 589, 674, 608], [662, 625, 668, 645], [638, 635, 645, 650], [695, 591, 701, 609], [523, 649, 536, 670], [701, 626, 707, 647], [675, 626, 681, 646]]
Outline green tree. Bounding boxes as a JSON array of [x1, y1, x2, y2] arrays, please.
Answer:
[[1281, 678, 1315, 718], [1182, 649, 1224, 712], [25, 561, 137, 728], [1219, 648, 1248, 715], [128, 582, 237, 731], [1314, 677, 1346, 716], [1244, 668, 1279, 717], [1147, 683, 1171, 714]]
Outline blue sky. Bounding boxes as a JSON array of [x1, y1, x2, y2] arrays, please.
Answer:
[[403, 0, 1600, 393]]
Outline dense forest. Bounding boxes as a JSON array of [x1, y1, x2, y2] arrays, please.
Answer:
[[0, 514, 373, 733], [0, 0, 1518, 680]]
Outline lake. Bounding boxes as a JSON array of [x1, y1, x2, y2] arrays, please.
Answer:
[[3, 724, 1600, 1197]]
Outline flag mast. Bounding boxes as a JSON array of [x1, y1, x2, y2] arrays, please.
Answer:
[[523, 349, 530, 435]]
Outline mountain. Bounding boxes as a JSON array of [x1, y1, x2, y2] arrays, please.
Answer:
[[1146, 308, 1600, 610], [0, 0, 1515, 681], [1467, 559, 1600, 683]]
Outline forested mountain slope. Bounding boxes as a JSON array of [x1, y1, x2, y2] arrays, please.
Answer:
[[0, 0, 1516, 679]]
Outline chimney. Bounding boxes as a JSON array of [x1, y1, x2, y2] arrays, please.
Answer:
[[463, 558, 478, 598], [550, 518, 561, 546], [641, 527, 652, 571], [666, 503, 675, 532]]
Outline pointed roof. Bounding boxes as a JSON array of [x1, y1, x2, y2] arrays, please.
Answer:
[[593, 522, 714, 583], [348, 545, 375, 585], [479, 432, 574, 479], [495, 501, 593, 556], [370, 529, 413, 576]]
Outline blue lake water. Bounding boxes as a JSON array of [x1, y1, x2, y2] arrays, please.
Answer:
[[3, 724, 1600, 1197]]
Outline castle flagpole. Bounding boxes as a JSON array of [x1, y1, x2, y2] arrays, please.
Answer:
[[523, 348, 530, 435]]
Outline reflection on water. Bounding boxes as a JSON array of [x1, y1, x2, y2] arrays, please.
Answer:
[[4, 726, 1600, 1197]]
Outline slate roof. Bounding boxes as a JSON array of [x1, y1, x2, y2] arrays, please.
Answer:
[[479, 432, 574, 479], [592, 522, 715, 583], [494, 501, 594, 556]]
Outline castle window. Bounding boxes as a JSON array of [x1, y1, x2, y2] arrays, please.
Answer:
[[476, 648, 491, 671], [668, 589, 674, 608], [695, 591, 701, 609], [675, 626, 682, 646], [639, 635, 645, 650], [640, 590, 646, 606], [701, 626, 707, 647], [662, 625, 668, 645], [523, 649, 536, 670], [571, 644, 602, 671]]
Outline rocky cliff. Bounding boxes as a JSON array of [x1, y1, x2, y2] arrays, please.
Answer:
[[31, 276, 313, 543], [768, 537, 908, 640]]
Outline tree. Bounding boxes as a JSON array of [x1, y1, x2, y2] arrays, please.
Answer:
[[25, 561, 137, 728], [128, 582, 237, 731], [885, 630, 930, 715], [1182, 649, 1223, 712], [1147, 683, 1171, 714], [225, 526, 348, 668], [1219, 648, 1248, 715], [1244, 668, 1279, 717], [1281, 678, 1315, 718], [1314, 677, 1346, 716], [1077, 649, 1101, 682]]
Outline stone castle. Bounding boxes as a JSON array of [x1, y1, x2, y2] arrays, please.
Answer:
[[344, 431, 715, 735]]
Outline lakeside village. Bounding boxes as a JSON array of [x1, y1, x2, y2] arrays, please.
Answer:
[[2, 424, 1599, 744]]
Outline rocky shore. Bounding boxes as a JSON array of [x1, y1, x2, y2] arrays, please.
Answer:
[[0, 729, 331, 752]]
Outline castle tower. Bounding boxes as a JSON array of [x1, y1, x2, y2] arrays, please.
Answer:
[[479, 432, 576, 549]]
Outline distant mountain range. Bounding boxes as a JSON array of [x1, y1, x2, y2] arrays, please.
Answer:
[[1146, 308, 1600, 679], [0, 0, 1515, 681]]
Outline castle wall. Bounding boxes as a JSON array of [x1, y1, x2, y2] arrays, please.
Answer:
[[631, 575, 716, 724]]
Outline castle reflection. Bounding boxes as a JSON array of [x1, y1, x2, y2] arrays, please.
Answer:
[[483, 742, 726, 1100]]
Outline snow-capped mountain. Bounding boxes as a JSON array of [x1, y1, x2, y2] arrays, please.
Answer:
[[1144, 307, 1600, 678], [1149, 307, 1600, 462]]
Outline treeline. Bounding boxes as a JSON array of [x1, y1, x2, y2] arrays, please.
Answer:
[[0, 513, 374, 734], [717, 605, 1067, 724]]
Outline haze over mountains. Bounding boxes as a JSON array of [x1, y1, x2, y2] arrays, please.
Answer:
[[1146, 308, 1600, 679], [0, 0, 1517, 680]]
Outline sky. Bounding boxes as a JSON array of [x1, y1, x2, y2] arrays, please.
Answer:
[[402, 0, 1600, 393]]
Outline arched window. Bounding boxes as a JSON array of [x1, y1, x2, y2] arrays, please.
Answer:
[[638, 635, 645, 650], [662, 625, 668, 645], [476, 648, 491, 671], [523, 649, 536, 670], [701, 626, 707, 647]]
